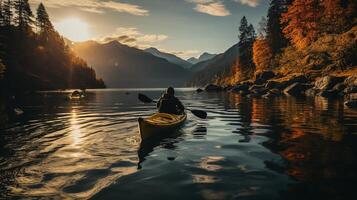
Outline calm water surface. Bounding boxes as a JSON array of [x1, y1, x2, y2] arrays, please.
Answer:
[[1, 88, 357, 199]]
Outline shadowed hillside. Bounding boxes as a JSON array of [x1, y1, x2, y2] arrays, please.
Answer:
[[73, 41, 190, 88]]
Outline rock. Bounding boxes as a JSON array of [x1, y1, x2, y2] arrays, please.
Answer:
[[223, 85, 233, 91], [249, 84, 265, 91], [344, 75, 357, 94], [284, 83, 312, 96], [344, 86, 357, 94], [344, 75, 357, 87], [276, 75, 309, 90], [345, 100, 357, 108], [269, 89, 283, 96], [314, 76, 345, 91], [231, 82, 251, 92], [196, 88, 204, 93], [204, 84, 223, 92], [254, 71, 276, 85], [265, 81, 278, 89], [240, 90, 250, 96], [305, 88, 319, 96]]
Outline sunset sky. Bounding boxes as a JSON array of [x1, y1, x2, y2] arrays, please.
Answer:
[[30, 0, 269, 58]]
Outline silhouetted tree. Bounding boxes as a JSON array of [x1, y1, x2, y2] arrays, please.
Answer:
[[36, 3, 54, 41], [257, 16, 268, 37], [14, 0, 33, 30], [237, 16, 256, 80], [267, 0, 287, 54]]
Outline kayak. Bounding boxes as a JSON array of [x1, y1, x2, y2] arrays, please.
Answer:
[[138, 112, 187, 140]]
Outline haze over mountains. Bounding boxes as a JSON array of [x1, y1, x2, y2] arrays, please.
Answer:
[[144, 47, 192, 69], [72, 41, 189, 88]]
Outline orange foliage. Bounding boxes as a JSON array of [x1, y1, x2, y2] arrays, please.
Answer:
[[321, 0, 355, 33], [281, 0, 322, 49], [253, 37, 273, 72]]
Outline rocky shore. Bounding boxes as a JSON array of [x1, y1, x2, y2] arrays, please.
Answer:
[[201, 71, 357, 108]]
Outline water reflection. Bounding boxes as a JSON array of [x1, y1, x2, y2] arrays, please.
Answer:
[[0, 89, 356, 199]]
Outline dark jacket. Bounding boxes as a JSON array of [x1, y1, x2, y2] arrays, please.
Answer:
[[157, 94, 184, 115]]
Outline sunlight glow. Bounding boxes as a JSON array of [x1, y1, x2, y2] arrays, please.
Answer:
[[54, 18, 91, 42]]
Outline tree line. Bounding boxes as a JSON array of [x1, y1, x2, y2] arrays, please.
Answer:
[[235, 0, 356, 81], [0, 1, 105, 92]]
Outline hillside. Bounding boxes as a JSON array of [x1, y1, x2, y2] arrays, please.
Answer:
[[73, 41, 190, 88], [187, 52, 217, 65], [144, 47, 192, 69], [187, 44, 239, 86]]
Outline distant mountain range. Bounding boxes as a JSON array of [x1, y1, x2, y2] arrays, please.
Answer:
[[187, 44, 239, 86], [187, 53, 217, 65], [144, 47, 192, 69], [72, 41, 189, 88]]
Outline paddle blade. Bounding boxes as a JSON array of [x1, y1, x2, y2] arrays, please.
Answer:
[[138, 93, 154, 103], [190, 109, 207, 119]]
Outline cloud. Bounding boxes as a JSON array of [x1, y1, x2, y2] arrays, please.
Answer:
[[187, 0, 230, 16], [99, 27, 169, 47], [233, 0, 261, 7], [30, 0, 149, 16], [169, 50, 201, 59]]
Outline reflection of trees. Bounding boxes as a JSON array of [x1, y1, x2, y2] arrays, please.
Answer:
[[227, 94, 357, 199], [226, 93, 357, 199]]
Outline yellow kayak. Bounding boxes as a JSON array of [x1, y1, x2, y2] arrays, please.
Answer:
[[138, 113, 187, 140]]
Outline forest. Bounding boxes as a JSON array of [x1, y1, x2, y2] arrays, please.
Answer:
[[0, 0, 105, 93], [189, 0, 356, 88]]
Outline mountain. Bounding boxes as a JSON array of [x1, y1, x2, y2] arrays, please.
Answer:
[[187, 44, 239, 87], [72, 41, 189, 88], [187, 52, 217, 64], [144, 47, 192, 69]]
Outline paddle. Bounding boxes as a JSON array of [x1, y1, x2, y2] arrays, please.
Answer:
[[138, 93, 207, 119]]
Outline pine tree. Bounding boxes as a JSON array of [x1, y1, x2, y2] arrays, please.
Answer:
[[238, 16, 249, 46], [14, 0, 33, 30], [36, 3, 54, 36], [237, 16, 256, 81], [267, 0, 287, 55], [257, 17, 268, 37], [2, 0, 11, 26]]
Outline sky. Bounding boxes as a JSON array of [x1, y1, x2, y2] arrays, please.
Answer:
[[30, 0, 270, 59]]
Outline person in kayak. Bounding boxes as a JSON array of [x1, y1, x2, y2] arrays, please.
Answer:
[[157, 87, 185, 115]]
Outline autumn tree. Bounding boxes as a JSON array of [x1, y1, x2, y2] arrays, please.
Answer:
[[253, 17, 273, 72], [14, 0, 33, 30], [281, 0, 322, 49], [320, 0, 356, 34], [237, 16, 256, 80]]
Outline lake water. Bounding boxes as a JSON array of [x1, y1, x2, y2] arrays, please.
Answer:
[[1, 88, 357, 199]]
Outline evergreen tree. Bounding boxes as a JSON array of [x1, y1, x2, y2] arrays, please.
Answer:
[[36, 3, 54, 38], [238, 16, 249, 46], [267, 0, 287, 54], [2, 0, 11, 26], [257, 17, 268, 37], [237, 16, 256, 81], [14, 0, 33, 30]]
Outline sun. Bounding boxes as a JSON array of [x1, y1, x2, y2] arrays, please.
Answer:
[[54, 18, 91, 42]]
